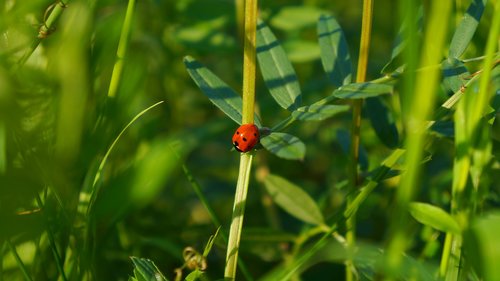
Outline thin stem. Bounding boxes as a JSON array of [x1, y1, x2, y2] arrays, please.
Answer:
[[35, 195, 67, 281], [346, 0, 373, 280], [6, 240, 33, 281], [18, 0, 69, 67], [225, 154, 254, 280], [178, 159, 254, 281], [107, 0, 136, 98], [225, 0, 258, 279]]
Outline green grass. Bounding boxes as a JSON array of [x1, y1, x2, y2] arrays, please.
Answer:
[[1, 1, 499, 281]]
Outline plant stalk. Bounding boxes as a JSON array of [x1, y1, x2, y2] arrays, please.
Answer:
[[107, 0, 136, 98], [225, 0, 258, 279], [346, 0, 373, 280]]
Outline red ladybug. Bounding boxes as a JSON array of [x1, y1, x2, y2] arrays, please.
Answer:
[[232, 124, 260, 152]]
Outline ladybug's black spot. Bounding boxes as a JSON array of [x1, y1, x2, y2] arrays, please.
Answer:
[[236, 131, 240, 135], [233, 141, 242, 152], [243, 137, 247, 142], [253, 133, 257, 137]]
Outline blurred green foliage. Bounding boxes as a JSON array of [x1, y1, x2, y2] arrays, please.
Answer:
[[0, 0, 498, 280]]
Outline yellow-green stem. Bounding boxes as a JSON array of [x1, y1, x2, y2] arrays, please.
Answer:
[[346, 1, 373, 280], [107, 0, 136, 98], [225, 0, 258, 279]]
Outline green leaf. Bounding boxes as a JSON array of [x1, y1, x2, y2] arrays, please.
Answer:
[[257, 20, 302, 111], [292, 104, 349, 121], [317, 14, 352, 87], [271, 6, 326, 31], [130, 257, 168, 281], [449, 0, 487, 58], [381, 7, 423, 75], [333, 82, 393, 99], [260, 132, 306, 160], [264, 174, 324, 225], [365, 97, 399, 148], [183, 56, 261, 126], [408, 202, 461, 234], [441, 57, 470, 93], [464, 212, 500, 281], [185, 270, 204, 281], [337, 130, 369, 171], [283, 39, 320, 63]]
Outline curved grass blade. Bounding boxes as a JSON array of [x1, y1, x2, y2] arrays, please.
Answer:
[[449, 0, 488, 58], [87, 101, 164, 215], [260, 132, 305, 160], [264, 174, 324, 225], [333, 82, 393, 99], [256, 20, 302, 111], [292, 104, 349, 121], [317, 14, 352, 87], [184, 56, 261, 127]]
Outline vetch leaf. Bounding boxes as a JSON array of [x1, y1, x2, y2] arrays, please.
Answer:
[[337, 130, 369, 171], [283, 39, 320, 63], [130, 257, 168, 281], [317, 14, 352, 87], [381, 7, 423, 75], [260, 132, 305, 160], [271, 6, 325, 31], [449, 0, 487, 58], [257, 20, 302, 111], [364, 97, 399, 148], [441, 57, 470, 93], [292, 104, 349, 121], [408, 202, 461, 234], [333, 82, 393, 99], [185, 270, 204, 281], [264, 174, 324, 225], [184, 56, 261, 126]]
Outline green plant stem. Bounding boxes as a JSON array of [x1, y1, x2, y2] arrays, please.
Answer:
[[225, 154, 254, 280], [0, 121, 5, 174], [225, 0, 258, 279], [346, 1, 373, 280], [107, 0, 136, 98], [6, 240, 33, 281], [35, 195, 68, 281], [18, 0, 69, 67], [178, 160, 254, 281], [383, 1, 451, 279], [441, 2, 500, 279]]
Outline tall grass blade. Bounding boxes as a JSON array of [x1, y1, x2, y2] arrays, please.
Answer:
[[449, 0, 487, 58]]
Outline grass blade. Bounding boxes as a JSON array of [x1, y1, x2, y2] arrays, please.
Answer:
[[333, 82, 393, 99]]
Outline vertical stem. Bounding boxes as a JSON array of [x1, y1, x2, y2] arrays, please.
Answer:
[[107, 0, 136, 98], [225, 0, 258, 279], [346, 0, 373, 280], [241, 0, 257, 124], [6, 241, 33, 281], [383, 1, 451, 279]]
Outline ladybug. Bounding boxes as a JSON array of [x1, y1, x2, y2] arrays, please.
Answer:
[[232, 124, 260, 153]]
